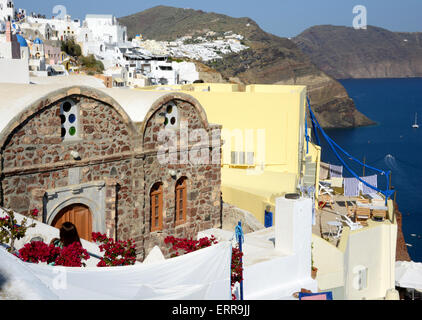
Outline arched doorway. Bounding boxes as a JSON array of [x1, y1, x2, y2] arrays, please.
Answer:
[[51, 204, 93, 241]]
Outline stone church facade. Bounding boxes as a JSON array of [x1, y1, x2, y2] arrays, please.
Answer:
[[0, 85, 222, 259]]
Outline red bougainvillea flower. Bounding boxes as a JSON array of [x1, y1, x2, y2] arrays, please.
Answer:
[[92, 232, 137, 267], [31, 209, 39, 217], [18, 241, 61, 264], [54, 242, 90, 267], [18, 241, 90, 267]]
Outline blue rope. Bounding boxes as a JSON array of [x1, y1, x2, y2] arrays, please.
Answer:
[[307, 97, 395, 200], [307, 98, 321, 146], [305, 112, 309, 154], [235, 223, 244, 245]]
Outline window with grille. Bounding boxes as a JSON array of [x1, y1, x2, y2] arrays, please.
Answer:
[[60, 99, 79, 140], [175, 177, 187, 225], [163, 101, 179, 129], [150, 183, 163, 232]]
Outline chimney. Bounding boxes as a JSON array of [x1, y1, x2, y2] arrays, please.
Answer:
[[275, 196, 313, 279], [6, 21, 12, 42]]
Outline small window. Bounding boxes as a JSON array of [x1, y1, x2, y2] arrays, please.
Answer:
[[231, 151, 254, 166], [150, 183, 163, 232], [175, 178, 187, 225], [163, 101, 179, 129], [60, 99, 79, 140]]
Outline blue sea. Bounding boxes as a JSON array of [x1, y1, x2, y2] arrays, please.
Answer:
[[318, 78, 422, 262]]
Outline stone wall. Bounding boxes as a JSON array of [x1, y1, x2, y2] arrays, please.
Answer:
[[222, 203, 264, 234], [140, 99, 222, 258], [395, 202, 411, 262], [1, 95, 133, 227], [0, 88, 222, 260]]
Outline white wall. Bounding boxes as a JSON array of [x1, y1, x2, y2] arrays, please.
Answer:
[[172, 61, 199, 84], [26, 16, 81, 41], [0, 58, 29, 83], [275, 197, 313, 278], [343, 223, 397, 300], [312, 219, 398, 300], [0, 0, 14, 22], [312, 233, 344, 291], [85, 16, 126, 45], [149, 60, 177, 85], [243, 197, 317, 299]]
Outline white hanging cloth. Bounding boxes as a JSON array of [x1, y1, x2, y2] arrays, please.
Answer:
[[0, 241, 232, 300]]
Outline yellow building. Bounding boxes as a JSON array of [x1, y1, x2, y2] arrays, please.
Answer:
[[137, 83, 399, 300], [137, 83, 321, 224]]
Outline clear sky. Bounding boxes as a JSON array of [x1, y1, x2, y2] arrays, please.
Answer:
[[15, 0, 422, 37]]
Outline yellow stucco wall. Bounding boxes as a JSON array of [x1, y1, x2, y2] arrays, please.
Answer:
[[221, 168, 298, 224], [312, 233, 345, 291], [137, 83, 321, 222]]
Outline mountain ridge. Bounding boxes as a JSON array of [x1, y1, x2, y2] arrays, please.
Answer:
[[118, 6, 374, 128], [293, 24, 422, 79]]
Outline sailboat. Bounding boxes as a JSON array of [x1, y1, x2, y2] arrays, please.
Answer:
[[412, 113, 419, 128]]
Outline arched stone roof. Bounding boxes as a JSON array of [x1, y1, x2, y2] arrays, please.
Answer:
[[0, 84, 210, 151]]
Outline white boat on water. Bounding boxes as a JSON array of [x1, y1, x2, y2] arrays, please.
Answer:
[[412, 113, 419, 128]]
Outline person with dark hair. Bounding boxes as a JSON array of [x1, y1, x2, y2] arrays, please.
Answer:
[[50, 222, 82, 248]]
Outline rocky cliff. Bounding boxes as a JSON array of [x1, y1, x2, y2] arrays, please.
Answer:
[[119, 6, 374, 128], [395, 203, 412, 262], [294, 25, 422, 79]]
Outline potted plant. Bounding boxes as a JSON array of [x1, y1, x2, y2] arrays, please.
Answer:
[[0, 208, 36, 254], [311, 266, 318, 279]]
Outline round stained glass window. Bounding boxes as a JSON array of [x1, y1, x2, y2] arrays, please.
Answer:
[[63, 101, 72, 112], [166, 105, 173, 114], [164, 117, 169, 126], [170, 117, 176, 125], [69, 127, 76, 136], [61, 127, 66, 137], [60, 115, 66, 124], [69, 114, 76, 123]]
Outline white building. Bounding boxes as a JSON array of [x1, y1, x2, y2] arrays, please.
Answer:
[[200, 196, 318, 299], [28, 37, 46, 73], [26, 15, 81, 41], [0, 21, 29, 84], [83, 14, 127, 45], [19, 20, 54, 40], [76, 14, 129, 71], [147, 59, 178, 85], [0, 0, 14, 23], [103, 65, 127, 87], [172, 61, 199, 84]]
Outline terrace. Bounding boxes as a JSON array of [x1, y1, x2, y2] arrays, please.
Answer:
[[314, 192, 395, 247]]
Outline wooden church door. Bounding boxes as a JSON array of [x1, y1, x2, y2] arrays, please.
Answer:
[[52, 204, 93, 241]]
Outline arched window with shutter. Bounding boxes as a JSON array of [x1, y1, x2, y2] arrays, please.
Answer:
[[175, 177, 187, 226], [150, 182, 163, 232]]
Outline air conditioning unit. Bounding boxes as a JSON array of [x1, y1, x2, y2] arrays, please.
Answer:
[[231, 151, 254, 165]]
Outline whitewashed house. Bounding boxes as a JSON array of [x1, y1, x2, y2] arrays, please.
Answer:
[[84, 14, 127, 45], [26, 15, 81, 41], [0, 21, 29, 83], [0, 0, 14, 23]]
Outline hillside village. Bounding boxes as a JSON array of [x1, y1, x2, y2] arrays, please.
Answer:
[[0, 0, 419, 302], [0, 1, 249, 88]]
